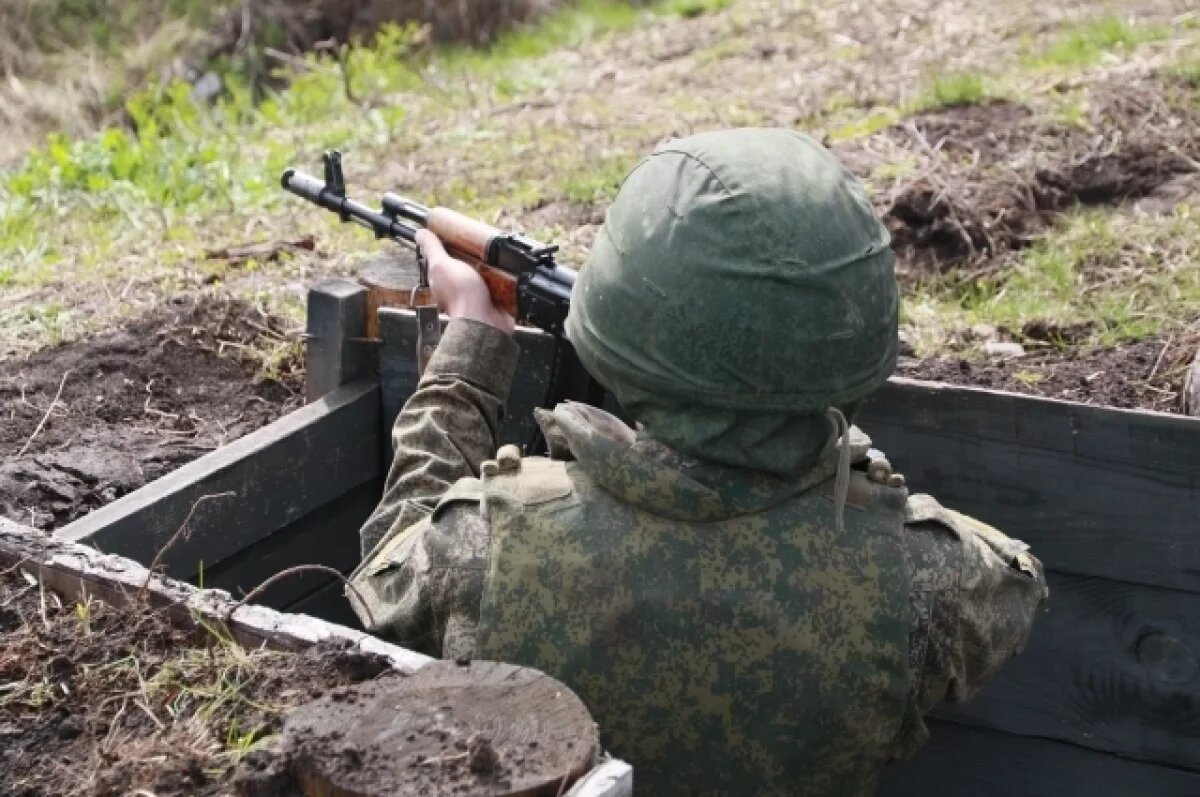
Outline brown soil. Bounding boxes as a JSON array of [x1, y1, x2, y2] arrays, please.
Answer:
[[0, 296, 302, 531], [897, 334, 1197, 413], [843, 76, 1200, 279], [0, 565, 394, 797]]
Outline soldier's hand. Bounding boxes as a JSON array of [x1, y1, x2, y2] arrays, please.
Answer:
[[416, 230, 515, 334]]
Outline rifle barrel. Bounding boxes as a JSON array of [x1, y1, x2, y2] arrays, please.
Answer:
[[281, 169, 419, 244]]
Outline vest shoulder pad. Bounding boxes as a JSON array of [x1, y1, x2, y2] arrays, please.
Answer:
[[482, 451, 573, 507]]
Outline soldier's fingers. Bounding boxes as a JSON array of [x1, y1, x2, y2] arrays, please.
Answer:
[[415, 229, 450, 265]]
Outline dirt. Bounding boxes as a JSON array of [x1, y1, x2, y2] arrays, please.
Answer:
[[238, 660, 597, 797], [0, 565, 395, 797], [0, 296, 302, 530], [844, 76, 1200, 278], [897, 333, 1198, 413]]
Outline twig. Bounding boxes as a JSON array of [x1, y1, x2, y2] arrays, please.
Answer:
[[138, 492, 238, 600], [15, 369, 71, 457], [1147, 335, 1174, 382], [224, 565, 376, 628]]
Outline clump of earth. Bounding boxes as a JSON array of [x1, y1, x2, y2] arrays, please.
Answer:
[[0, 564, 394, 797], [0, 296, 302, 530]]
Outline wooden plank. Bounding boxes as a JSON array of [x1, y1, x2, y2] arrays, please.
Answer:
[[56, 380, 382, 581], [879, 719, 1200, 797], [0, 516, 430, 674], [379, 308, 561, 451], [197, 479, 381, 613], [934, 571, 1200, 770], [306, 278, 373, 402], [860, 378, 1200, 592]]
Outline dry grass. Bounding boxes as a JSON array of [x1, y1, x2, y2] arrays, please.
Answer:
[[1, 0, 1198, 374]]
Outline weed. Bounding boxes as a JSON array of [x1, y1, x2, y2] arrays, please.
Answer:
[[922, 72, 992, 108], [1031, 16, 1168, 68]]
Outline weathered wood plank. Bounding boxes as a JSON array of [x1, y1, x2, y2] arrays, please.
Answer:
[[1, 516, 430, 674], [935, 570, 1200, 770], [379, 308, 561, 451], [56, 380, 382, 581], [879, 719, 1200, 796], [860, 378, 1200, 592], [306, 279, 374, 402], [198, 479, 381, 613]]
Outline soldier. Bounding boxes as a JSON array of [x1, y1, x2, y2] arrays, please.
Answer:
[[349, 129, 1048, 795]]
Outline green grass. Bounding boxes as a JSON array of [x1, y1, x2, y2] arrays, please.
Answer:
[[922, 72, 993, 108], [1030, 15, 1168, 68], [905, 208, 1200, 355]]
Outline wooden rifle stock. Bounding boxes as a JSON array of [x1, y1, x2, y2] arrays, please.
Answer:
[[424, 207, 520, 318]]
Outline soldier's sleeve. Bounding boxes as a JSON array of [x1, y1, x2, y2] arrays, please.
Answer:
[[349, 319, 518, 657], [349, 487, 492, 659], [358, 318, 519, 555], [888, 493, 1049, 759]]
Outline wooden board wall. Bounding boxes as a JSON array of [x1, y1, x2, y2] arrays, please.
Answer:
[[54, 380, 384, 622], [859, 378, 1200, 778]]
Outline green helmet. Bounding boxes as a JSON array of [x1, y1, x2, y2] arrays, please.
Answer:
[[566, 128, 897, 476]]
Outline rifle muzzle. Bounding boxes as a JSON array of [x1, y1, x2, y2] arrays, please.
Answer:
[[281, 169, 327, 205]]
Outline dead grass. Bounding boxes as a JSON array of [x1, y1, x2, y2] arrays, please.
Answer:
[[1, 0, 1199, 377], [0, 562, 390, 796]]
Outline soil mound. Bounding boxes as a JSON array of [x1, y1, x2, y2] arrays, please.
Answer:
[[0, 296, 302, 530], [0, 568, 393, 797], [898, 333, 1197, 413], [849, 77, 1200, 278]]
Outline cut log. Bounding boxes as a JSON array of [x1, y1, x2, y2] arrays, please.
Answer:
[[282, 660, 599, 797], [360, 251, 421, 341]]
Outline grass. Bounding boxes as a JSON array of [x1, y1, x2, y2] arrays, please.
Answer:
[[904, 207, 1200, 356], [922, 72, 993, 108], [2, 0, 1199, 367], [1030, 15, 1169, 68]]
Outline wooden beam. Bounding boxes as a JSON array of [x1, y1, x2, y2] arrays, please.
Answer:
[[860, 378, 1200, 592], [879, 719, 1200, 797], [1, 516, 429, 674], [306, 278, 374, 402], [56, 380, 382, 581], [934, 570, 1200, 770]]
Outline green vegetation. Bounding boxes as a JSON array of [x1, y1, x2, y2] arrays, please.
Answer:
[[666, 0, 735, 18], [1031, 15, 1168, 68], [905, 208, 1200, 355], [922, 72, 993, 108], [2, 0, 1199, 366]]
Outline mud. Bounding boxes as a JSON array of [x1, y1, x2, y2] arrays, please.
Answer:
[[897, 334, 1197, 414], [0, 296, 302, 530], [0, 566, 396, 797], [848, 76, 1200, 276]]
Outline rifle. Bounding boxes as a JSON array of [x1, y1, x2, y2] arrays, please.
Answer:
[[281, 151, 606, 448]]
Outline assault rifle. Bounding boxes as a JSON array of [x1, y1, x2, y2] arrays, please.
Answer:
[[281, 151, 606, 446]]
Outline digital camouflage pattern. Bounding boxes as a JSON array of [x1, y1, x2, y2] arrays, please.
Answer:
[[567, 129, 898, 476], [475, 402, 911, 796], [352, 125, 1047, 793], [349, 322, 1048, 793]]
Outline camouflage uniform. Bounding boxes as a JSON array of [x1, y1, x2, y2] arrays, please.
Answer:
[[351, 130, 1048, 795]]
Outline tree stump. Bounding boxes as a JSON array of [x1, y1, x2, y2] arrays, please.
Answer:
[[360, 251, 421, 341], [282, 660, 599, 797]]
